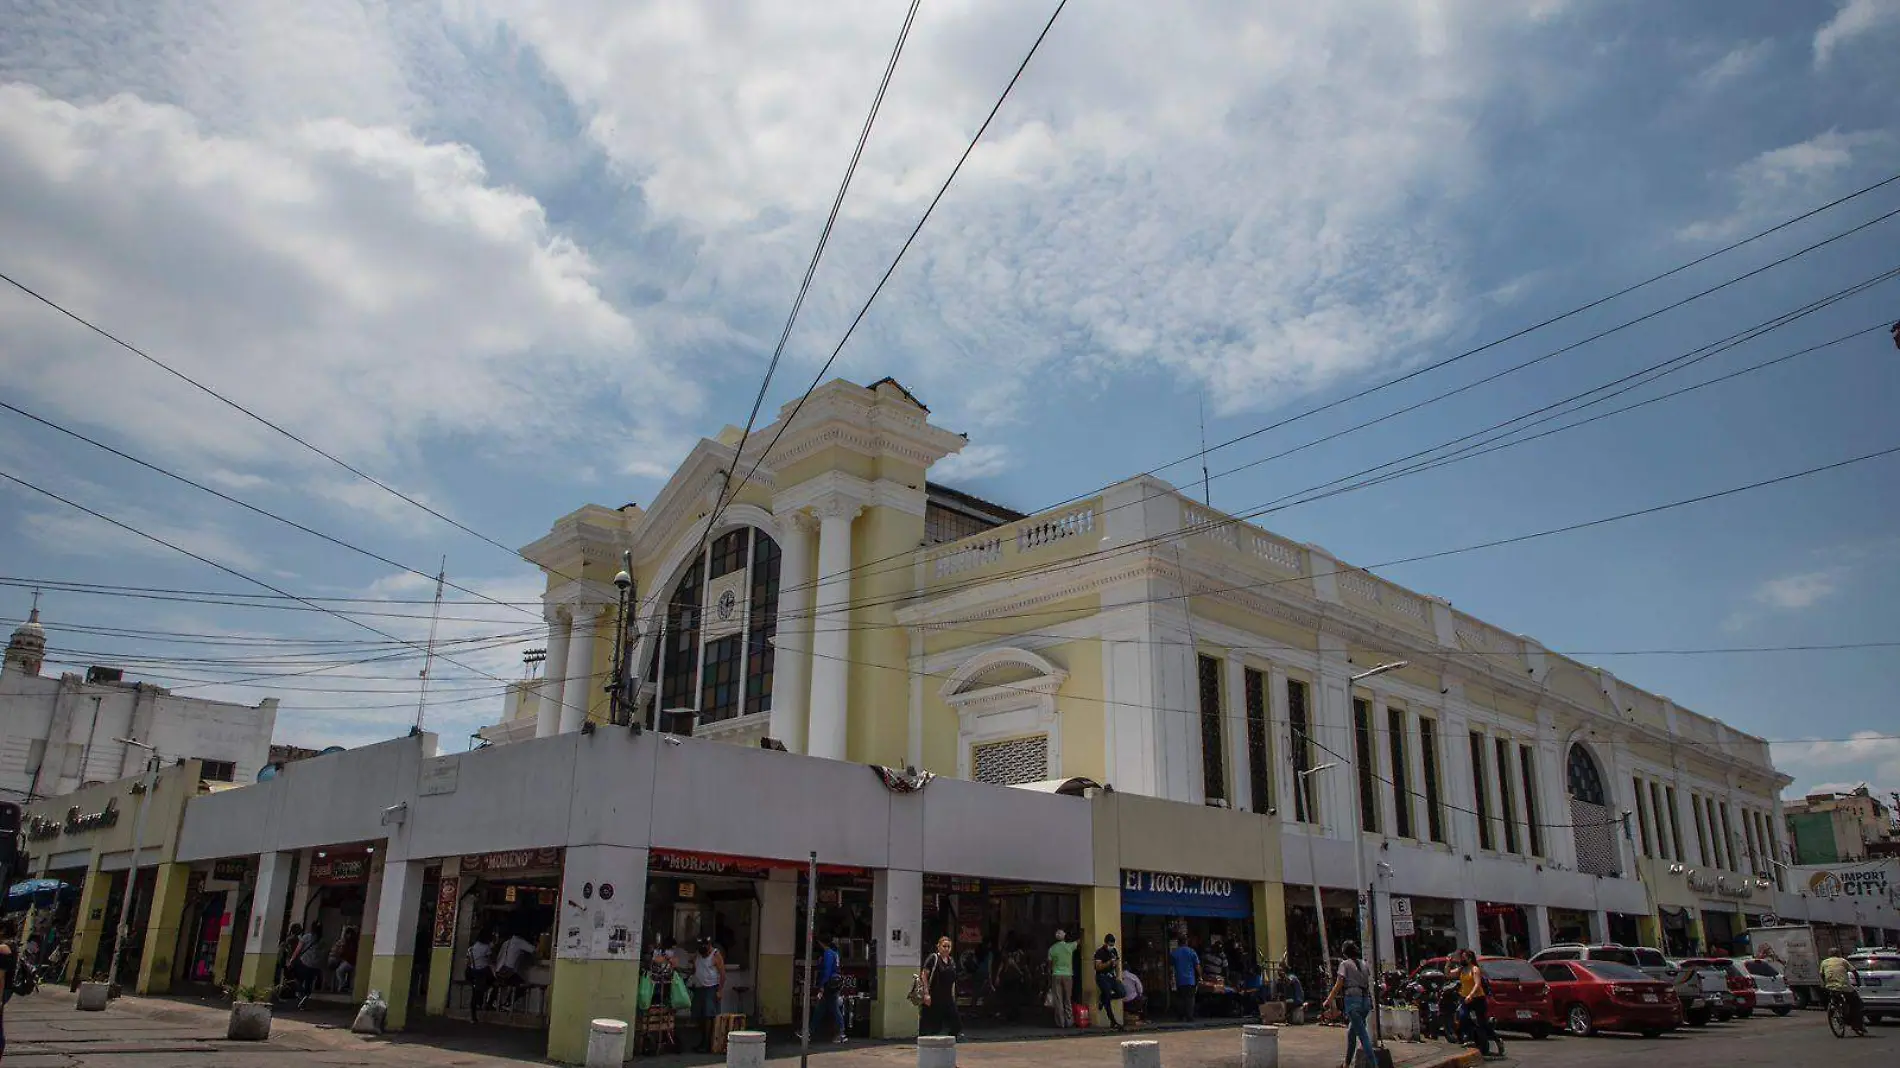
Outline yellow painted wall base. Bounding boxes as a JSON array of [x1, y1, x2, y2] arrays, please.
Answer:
[[137, 863, 192, 994], [756, 952, 794, 1027], [1637, 915, 1663, 949], [1078, 886, 1122, 1028], [365, 954, 416, 1030], [236, 951, 277, 992], [69, 865, 110, 984], [546, 959, 641, 1064], [424, 945, 456, 1016], [1255, 882, 1288, 966], [211, 916, 235, 987], [871, 964, 919, 1039]]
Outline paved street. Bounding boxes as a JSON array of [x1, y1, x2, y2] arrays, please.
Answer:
[[8, 988, 1895, 1068]]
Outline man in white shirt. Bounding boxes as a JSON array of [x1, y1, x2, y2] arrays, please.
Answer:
[[495, 932, 539, 1009]]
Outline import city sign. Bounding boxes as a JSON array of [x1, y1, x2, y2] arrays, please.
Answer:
[[1804, 862, 1898, 904]]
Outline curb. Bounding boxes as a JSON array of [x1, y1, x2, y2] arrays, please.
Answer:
[[1411, 1050, 1483, 1068]]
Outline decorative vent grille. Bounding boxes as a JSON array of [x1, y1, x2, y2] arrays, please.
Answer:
[[1571, 798, 1620, 876], [972, 735, 1049, 786]]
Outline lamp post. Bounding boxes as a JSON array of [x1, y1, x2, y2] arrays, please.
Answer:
[[1299, 761, 1341, 982], [608, 551, 636, 729], [107, 737, 159, 992], [1346, 661, 1408, 1048]]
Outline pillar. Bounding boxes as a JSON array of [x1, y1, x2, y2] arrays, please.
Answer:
[[870, 868, 922, 1039], [69, 859, 110, 985], [210, 890, 237, 985], [756, 869, 797, 1027], [807, 502, 860, 761], [364, 860, 426, 1031], [424, 857, 462, 1017], [353, 851, 386, 1001], [559, 610, 600, 734], [1454, 898, 1482, 953], [135, 863, 192, 994], [770, 514, 815, 754], [1080, 886, 1123, 1028], [1372, 888, 1396, 970], [1637, 913, 1662, 949], [537, 611, 572, 738], [288, 848, 313, 932], [547, 845, 648, 1064], [1526, 904, 1552, 954], [238, 851, 295, 990], [1587, 910, 1610, 944], [1255, 881, 1287, 968]]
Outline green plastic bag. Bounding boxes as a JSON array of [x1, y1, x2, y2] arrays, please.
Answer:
[[638, 974, 655, 1010], [669, 974, 691, 1011]]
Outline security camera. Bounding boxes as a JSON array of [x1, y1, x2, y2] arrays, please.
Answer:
[[614, 569, 632, 591], [662, 735, 683, 747]]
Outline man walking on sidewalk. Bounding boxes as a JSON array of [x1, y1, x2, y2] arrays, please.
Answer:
[[1170, 937, 1201, 1022], [1048, 929, 1078, 1027]]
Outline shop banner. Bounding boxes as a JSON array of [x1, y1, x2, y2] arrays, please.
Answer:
[[1120, 869, 1250, 919], [464, 847, 564, 874], [431, 877, 460, 947], [1791, 860, 1900, 906], [650, 850, 778, 880], [309, 852, 371, 885]]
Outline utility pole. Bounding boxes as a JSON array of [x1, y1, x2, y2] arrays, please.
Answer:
[[107, 738, 159, 991], [610, 551, 635, 729], [412, 558, 446, 733]]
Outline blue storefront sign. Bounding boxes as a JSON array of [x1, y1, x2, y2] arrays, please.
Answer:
[[1121, 869, 1251, 919]]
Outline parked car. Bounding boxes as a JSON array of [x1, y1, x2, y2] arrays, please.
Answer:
[[1679, 958, 1756, 1017], [1667, 962, 1718, 1026], [1731, 957, 1796, 1016], [1534, 959, 1681, 1037], [1409, 956, 1559, 1038], [1670, 959, 1737, 1022], [1530, 943, 1677, 983], [1850, 952, 1900, 1025]]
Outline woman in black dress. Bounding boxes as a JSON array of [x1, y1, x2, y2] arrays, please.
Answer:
[[920, 937, 960, 1037]]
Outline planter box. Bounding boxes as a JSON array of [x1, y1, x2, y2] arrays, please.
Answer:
[[1378, 1005, 1420, 1041], [76, 982, 111, 1011], [228, 1002, 273, 1041]]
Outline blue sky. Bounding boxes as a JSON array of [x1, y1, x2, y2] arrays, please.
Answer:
[[0, 0, 1896, 803]]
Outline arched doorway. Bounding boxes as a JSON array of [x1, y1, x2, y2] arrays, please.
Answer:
[[1565, 743, 1619, 876]]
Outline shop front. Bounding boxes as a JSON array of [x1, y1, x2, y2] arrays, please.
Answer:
[[452, 847, 564, 1024], [1120, 868, 1256, 1018], [921, 872, 1079, 1025], [1548, 907, 1593, 946], [796, 866, 876, 1036], [1477, 902, 1529, 958], [1394, 895, 1459, 966]]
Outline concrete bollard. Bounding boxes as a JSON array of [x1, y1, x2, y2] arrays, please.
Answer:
[[726, 1030, 767, 1068], [584, 1018, 628, 1068], [1121, 1039, 1162, 1068], [918, 1035, 957, 1068], [76, 982, 111, 1011], [1241, 1024, 1279, 1068]]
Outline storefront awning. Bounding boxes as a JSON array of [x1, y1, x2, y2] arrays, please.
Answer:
[[1120, 870, 1251, 919], [4, 878, 73, 913]]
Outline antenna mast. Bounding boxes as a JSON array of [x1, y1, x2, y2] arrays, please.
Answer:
[[413, 557, 447, 733], [1198, 391, 1212, 507]]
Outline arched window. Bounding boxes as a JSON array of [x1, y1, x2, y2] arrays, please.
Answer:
[[648, 527, 782, 726], [1566, 743, 1606, 806]]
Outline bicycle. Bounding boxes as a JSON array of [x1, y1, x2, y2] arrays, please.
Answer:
[[1827, 990, 1866, 1039]]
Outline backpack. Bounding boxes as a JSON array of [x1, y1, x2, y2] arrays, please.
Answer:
[[907, 971, 928, 1006]]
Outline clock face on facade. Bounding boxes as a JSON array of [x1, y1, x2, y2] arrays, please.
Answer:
[[717, 588, 738, 621]]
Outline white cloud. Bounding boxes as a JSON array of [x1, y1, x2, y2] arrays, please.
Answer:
[[1815, 0, 1900, 68], [1695, 40, 1772, 91], [1755, 570, 1841, 610], [15, 502, 271, 574], [0, 82, 692, 487], [1677, 128, 1893, 243], [1774, 732, 1900, 802], [930, 443, 1011, 483]]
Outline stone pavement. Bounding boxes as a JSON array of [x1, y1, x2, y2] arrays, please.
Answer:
[[4, 986, 1472, 1068]]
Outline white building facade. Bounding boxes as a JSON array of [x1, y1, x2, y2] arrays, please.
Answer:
[[1, 605, 279, 796]]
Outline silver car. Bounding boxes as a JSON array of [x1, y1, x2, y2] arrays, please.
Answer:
[[1850, 952, 1900, 1024], [1732, 957, 1796, 1016]]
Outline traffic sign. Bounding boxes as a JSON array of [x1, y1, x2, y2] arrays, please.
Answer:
[[1393, 916, 1416, 937], [1391, 896, 1413, 918]]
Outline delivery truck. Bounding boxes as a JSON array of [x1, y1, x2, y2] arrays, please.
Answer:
[[1747, 925, 1824, 1007]]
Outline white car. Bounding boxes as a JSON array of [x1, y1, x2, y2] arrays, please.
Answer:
[[1850, 952, 1900, 1024], [1731, 957, 1796, 1015]]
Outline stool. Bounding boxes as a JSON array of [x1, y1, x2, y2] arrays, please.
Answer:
[[711, 1013, 747, 1054], [639, 1007, 679, 1056]]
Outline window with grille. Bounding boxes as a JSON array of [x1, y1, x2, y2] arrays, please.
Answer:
[[198, 759, 236, 783], [1387, 706, 1412, 838], [1419, 717, 1446, 843], [1633, 777, 1654, 857], [1719, 803, 1737, 871], [1352, 698, 1379, 833], [744, 534, 781, 717], [1650, 781, 1671, 860], [1692, 795, 1712, 866], [1470, 731, 1494, 850], [1520, 745, 1543, 857], [650, 527, 782, 728], [1245, 668, 1272, 814], [1565, 744, 1606, 805], [1288, 679, 1314, 824], [972, 735, 1049, 785], [1495, 737, 1519, 854], [1198, 655, 1226, 803]]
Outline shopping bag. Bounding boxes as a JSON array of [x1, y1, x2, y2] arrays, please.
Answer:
[[638, 974, 655, 1010], [907, 973, 927, 1007], [669, 974, 692, 1011], [1072, 1004, 1091, 1028]]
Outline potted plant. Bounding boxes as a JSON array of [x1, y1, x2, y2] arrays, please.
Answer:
[[76, 972, 111, 1011], [224, 985, 274, 1040]]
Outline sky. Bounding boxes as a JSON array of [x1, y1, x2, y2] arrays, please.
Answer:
[[0, 0, 1897, 806]]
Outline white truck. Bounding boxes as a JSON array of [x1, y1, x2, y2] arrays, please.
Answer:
[[1747, 926, 1824, 1008]]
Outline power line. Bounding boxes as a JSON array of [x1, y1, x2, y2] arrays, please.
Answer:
[[0, 576, 538, 606]]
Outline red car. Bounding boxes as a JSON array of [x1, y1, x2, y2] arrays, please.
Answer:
[[1533, 959, 1681, 1037], [1414, 956, 1559, 1038]]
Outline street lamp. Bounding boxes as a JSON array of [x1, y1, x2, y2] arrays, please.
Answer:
[[1299, 761, 1341, 980], [107, 737, 160, 992], [608, 551, 637, 731], [1346, 660, 1408, 1048]]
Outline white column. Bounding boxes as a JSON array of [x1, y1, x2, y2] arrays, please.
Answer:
[[1527, 904, 1552, 953], [1267, 666, 1296, 819], [560, 609, 600, 734], [1372, 887, 1397, 966], [537, 610, 572, 739], [807, 501, 860, 762], [1587, 910, 1610, 944], [1226, 657, 1252, 811], [244, 851, 295, 959], [288, 848, 313, 931], [369, 860, 425, 959], [770, 513, 816, 753], [1454, 898, 1482, 952]]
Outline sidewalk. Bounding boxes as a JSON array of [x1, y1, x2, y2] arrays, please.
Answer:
[[3, 986, 1475, 1068]]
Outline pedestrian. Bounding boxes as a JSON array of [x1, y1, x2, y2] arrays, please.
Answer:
[[1047, 928, 1077, 1028], [996, 939, 1030, 1022], [1120, 961, 1146, 1019], [811, 933, 846, 1042], [1270, 964, 1304, 1022], [1093, 933, 1126, 1030], [1169, 937, 1201, 1022], [1323, 940, 1374, 1068], [496, 930, 538, 1009], [276, 923, 303, 989], [1455, 950, 1504, 1058], [690, 935, 726, 1052], [919, 936, 961, 1037], [294, 923, 324, 1006], [465, 931, 496, 1022], [329, 926, 358, 995]]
